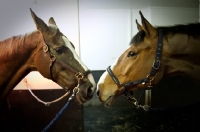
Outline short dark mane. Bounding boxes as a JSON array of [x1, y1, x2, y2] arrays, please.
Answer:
[[130, 23, 200, 45], [156, 23, 200, 38]]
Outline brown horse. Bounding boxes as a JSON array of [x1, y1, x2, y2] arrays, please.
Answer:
[[97, 11, 200, 106], [0, 9, 96, 118]]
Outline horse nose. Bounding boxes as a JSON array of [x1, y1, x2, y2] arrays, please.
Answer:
[[87, 85, 94, 97], [96, 84, 102, 96]]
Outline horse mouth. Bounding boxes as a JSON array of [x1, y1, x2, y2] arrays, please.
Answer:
[[104, 96, 115, 106]]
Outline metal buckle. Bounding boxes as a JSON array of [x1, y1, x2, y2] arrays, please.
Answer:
[[73, 86, 80, 94], [146, 75, 155, 82], [146, 75, 154, 88], [75, 72, 84, 80], [50, 54, 56, 62], [152, 60, 160, 70]]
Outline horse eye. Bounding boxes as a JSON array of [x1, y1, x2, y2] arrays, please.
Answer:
[[55, 48, 63, 54], [127, 51, 137, 57]]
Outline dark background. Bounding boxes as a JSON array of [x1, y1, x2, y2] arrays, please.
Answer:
[[1, 70, 200, 132]]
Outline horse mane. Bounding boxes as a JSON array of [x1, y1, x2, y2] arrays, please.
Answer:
[[130, 23, 200, 45], [156, 23, 200, 38], [0, 32, 36, 58]]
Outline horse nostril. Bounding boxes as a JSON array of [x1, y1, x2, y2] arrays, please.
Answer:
[[87, 86, 94, 97]]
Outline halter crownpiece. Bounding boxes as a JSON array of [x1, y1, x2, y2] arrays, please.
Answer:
[[107, 31, 163, 110]]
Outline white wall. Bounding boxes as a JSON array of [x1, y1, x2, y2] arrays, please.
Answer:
[[79, 8, 131, 70], [0, 0, 80, 51], [151, 7, 198, 26], [131, 8, 152, 37], [132, 7, 198, 37]]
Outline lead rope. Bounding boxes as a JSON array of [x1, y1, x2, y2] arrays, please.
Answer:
[[23, 78, 80, 131], [23, 78, 70, 106], [42, 86, 79, 132]]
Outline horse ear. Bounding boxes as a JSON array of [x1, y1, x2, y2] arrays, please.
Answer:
[[139, 11, 157, 37], [135, 19, 143, 31], [30, 8, 49, 32], [48, 17, 57, 25]]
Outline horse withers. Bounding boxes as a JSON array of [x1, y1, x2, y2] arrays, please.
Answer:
[[97, 11, 200, 106], [0, 9, 96, 119]]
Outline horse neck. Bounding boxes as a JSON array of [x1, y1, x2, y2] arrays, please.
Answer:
[[0, 31, 42, 97], [163, 34, 200, 80]]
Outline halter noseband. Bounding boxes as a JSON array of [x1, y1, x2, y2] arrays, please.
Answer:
[[107, 31, 163, 101], [42, 38, 91, 90]]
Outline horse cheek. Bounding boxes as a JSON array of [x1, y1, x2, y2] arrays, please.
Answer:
[[35, 53, 51, 79]]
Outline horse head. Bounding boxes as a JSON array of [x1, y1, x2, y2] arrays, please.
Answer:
[[30, 9, 96, 103], [97, 11, 165, 106]]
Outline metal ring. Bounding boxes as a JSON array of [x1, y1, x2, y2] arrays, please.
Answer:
[[75, 72, 84, 80], [50, 54, 56, 62], [43, 44, 48, 53], [73, 87, 80, 94], [146, 75, 155, 82]]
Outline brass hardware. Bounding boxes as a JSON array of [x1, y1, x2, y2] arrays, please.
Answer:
[[146, 75, 154, 87], [75, 72, 84, 80], [146, 75, 155, 82], [50, 54, 56, 62], [43, 44, 48, 52], [73, 86, 80, 94]]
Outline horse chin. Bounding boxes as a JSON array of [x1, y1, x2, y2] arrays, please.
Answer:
[[76, 93, 87, 104], [104, 96, 115, 107]]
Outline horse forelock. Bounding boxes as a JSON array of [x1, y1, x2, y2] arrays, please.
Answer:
[[130, 30, 146, 45]]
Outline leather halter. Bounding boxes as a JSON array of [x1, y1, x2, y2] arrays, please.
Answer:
[[107, 31, 163, 100], [42, 37, 91, 90]]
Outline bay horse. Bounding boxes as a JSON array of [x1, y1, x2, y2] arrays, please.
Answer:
[[0, 9, 96, 119], [97, 11, 200, 106]]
